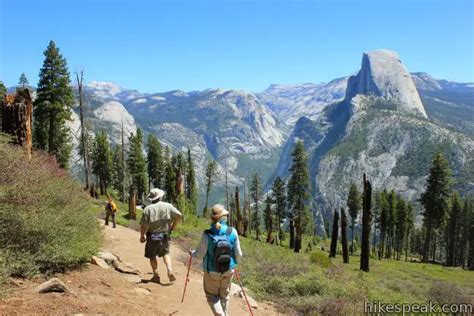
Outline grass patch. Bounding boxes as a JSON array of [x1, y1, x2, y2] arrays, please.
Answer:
[[180, 214, 474, 314]]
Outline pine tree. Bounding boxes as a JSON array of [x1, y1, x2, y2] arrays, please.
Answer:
[[185, 148, 198, 215], [0, 81, 6, 101], [264, 195, 273, 243], [33, 41, 74, 168], [92, 130, 112, 195], [146, 134, 163, 191], [421, 153, 453, 263], [287, 140, 310, 253], [405, 203, 415, 262], [395, 196, 407, 260], [203, 158, 217, 217], [385, 190, 397, 259], [378, 190, 389, 259], [446, 192, 462, 266], [340, 208, 349, 263], [0, 81, 7, 130], [164, 155, 177, 204], [111, 144, 125, 200], [347, 183, 361, 255], [18, 73, 29, 88], [250, 171, 262, 240], [272, 176, 286, 245], [372, 191, 381, 255], [329, 209, 339, 258], [458, 197, 471, 268], [467, 199, 474, 270], [127, 129, 147, 203]]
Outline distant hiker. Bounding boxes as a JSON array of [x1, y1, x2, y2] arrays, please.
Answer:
[[140, 188, 182, 284], [191, 204, 243, 316], [105, 195, 117, 228]]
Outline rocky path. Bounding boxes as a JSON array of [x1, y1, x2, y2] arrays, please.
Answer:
[[0, 221, 280, 315], [100, 221, 279, 315]]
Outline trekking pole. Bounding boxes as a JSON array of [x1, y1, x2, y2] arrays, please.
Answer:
[[181, 250, 193, 303], [234, 269, 254, 316]]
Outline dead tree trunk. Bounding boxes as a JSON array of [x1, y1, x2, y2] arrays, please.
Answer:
[[329, 209, 339, 258], [235, 186, 243, 235], [360, 173, 372, 272], [1, 89, 32, 159], [341, 208, 349, 263], [76, 71, 92, 192], [129, 185, 137, 220]]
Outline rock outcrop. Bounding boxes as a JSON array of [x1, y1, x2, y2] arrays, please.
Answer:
[[36, 278, 69, 294], [345, 49, 427, 117]]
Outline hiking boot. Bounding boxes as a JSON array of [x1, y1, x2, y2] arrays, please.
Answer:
[[168, 270, 176, 282], [150, 274, 160, 284]]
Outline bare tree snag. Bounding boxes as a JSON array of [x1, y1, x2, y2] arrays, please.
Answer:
[[1, 89, 33, 159], [360, 173, 372, 272], [129, 185, 137, 220]]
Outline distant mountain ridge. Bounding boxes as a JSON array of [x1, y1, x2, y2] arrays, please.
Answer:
[[269, 49, 473, 233], [9, 49, 472, 220]]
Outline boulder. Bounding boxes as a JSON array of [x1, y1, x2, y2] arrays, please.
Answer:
[[239, 291, 259, 309], [230, 283, 241, 296], [230, 283, 250, 297], [91, 256, 110, 269], [123, 274, 142, 284], [97, 250, 119, 265], [36, 278, 69, 294], [133, 288, 151, 295], [113, 261, 140, 275]]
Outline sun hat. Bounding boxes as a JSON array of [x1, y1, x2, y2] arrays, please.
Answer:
[[147, 188, 165, 201], [211, 204, 229, 220]]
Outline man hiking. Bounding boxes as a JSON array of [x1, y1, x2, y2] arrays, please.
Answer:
[[104, 195, 117, 228], [191, 204, 242, 316], [140, 188, 182, 284]]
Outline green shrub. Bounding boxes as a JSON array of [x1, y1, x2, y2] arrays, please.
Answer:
[[310, 251, 332, 268], [0, 135, 101, 277]]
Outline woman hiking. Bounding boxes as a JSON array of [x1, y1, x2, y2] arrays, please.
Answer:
[[191, 204, 243, 316]]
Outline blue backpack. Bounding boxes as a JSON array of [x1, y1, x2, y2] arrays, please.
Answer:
[[205, 226, 233, 273]]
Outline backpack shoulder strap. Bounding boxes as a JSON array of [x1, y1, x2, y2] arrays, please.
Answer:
[[225, 226, 233, 236]]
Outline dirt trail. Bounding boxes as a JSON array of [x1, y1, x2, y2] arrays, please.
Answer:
[[102, 221, 280, 315], [0, 221, 280, 315]]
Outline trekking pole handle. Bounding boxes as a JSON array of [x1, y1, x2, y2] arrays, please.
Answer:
[[235, 269, 254, 316]]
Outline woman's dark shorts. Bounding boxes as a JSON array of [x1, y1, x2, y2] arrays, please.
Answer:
[[145, 232, 169, 258]]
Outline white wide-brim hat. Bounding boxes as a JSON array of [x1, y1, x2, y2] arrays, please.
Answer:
[[147, 188, 165, 201]]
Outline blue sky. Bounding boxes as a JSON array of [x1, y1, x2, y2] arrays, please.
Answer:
[[0, 0, 472, 92]]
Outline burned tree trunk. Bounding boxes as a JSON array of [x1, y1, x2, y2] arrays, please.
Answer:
[[235, 186, 243, 235], [76, 71, 92, 191], [329, 209, 339, 258], [360, 173, 372, 272], [1, 89, 33, 159], [129, 185, 137, 220], [341, 208, 349, 263]]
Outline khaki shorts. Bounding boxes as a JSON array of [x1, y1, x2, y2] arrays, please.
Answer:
[[144, 232, 169, 258]]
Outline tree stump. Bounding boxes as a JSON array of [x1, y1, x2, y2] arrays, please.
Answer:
[[1, 89, 32, 159]]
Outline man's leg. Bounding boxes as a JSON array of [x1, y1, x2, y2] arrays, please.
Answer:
[[105, 210, 109, 226], [163, 254, 176, 282], [112, 212, 116, 228], [150, 257, 160, 283]]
